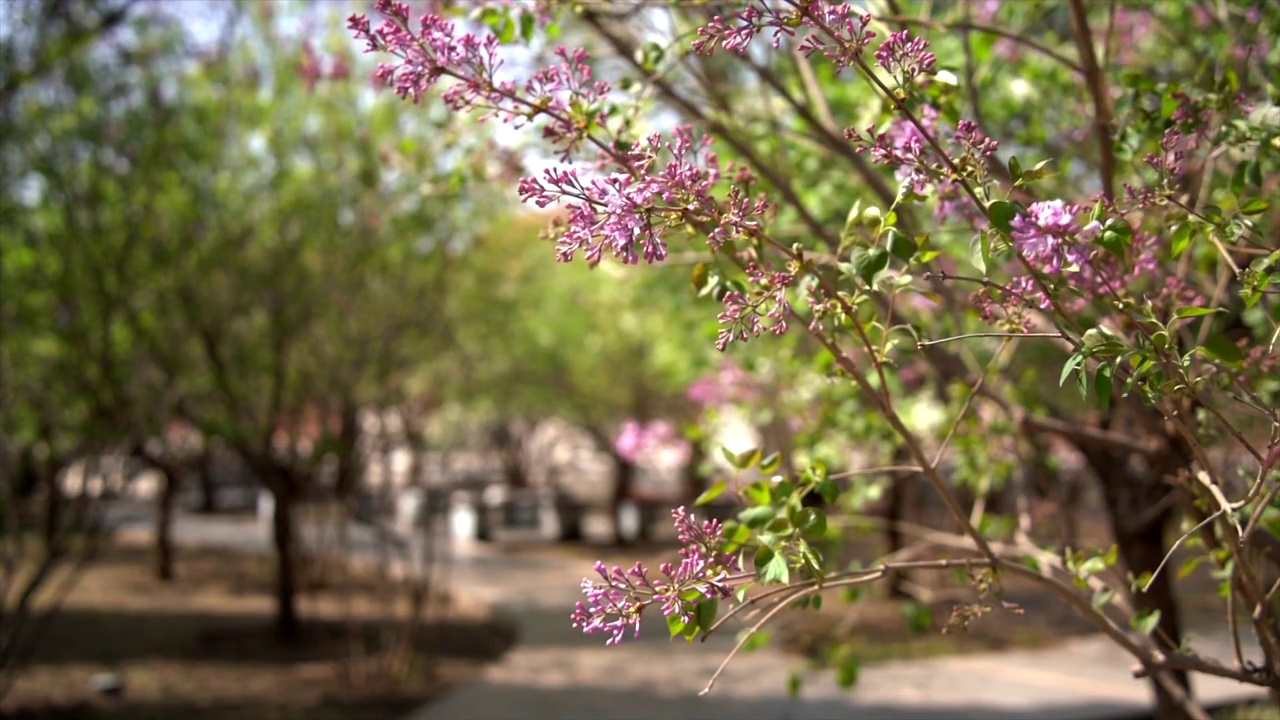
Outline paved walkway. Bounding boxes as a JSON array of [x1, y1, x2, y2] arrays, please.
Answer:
[[407, 542, 1267, 720], [124, 509, 1269, 720]]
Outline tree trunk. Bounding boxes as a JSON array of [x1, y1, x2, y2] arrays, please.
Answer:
[[196, 452, 217, 514], [154, 465, 179, 582], [682, 441, 707, 505], [334, 401, 360, 503], [610, 450, 637, 547], [271, 471, 301, 643], [884, 473, 913, 599], [1073, 401, 1193, 720], [39, 462, 61, 553]]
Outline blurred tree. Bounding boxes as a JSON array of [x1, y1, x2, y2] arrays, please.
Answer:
[[1, 0, 494, 641], [441, 212, 719, 543]]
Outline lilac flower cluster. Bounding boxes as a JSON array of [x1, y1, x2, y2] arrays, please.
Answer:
[[517, 127, 767, 266], [979, 202, 1165, 324], [349, 3, 608, 159], [875, 29, 936, 84], [848, 105, 995, 228], [351, 2, 772, 274], [716, 262, 797, 351], [571, 507, 739, 645], [694, 2, 875, 74]]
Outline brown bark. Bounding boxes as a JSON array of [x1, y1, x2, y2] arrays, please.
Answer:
[[196, 457, 218, 514], [1073, 400, 1193, 720], [682, 441, 707, 505], [333, 401, 361, 502], [39, 464, 60, 553], [883, 472, 914, 599], [154, 465, 179, 582], [270, 470, 301, 643], [610, 450, 637, 547]]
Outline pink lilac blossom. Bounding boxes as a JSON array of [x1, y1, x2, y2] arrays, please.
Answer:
[[875, 29, 936, 84], [848, 106, 992, 228], [571, 507, 738, 645], [685, 360, 763, 407], [693, 2, 876, 74], [613, 419, 692, 466], [716, 262, 796, 351], [351, 2, 771, 276]]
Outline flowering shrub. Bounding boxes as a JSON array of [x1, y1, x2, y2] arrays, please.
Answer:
[[352, 1, 1280, 717]]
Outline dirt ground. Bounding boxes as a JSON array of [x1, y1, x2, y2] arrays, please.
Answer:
[[2, 538, 517, 720]]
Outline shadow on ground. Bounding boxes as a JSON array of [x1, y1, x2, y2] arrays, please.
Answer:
[[24, 608, 516, 666], [415, 678, 1168, 720]]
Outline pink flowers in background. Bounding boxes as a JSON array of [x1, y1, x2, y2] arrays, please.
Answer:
[[685, 360, 762, 408], [571, 507, 738, 645], [613, 419, 692, 467]]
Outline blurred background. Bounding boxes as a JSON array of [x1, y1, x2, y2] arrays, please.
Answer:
[[1, 2, 1275, 720], [0, 1, 744, 717]]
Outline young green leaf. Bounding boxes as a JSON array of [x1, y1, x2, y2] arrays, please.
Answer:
[[986, 200, 1018, 234], [1131, 609, 1162, 636], [695, 479, 727, 506]]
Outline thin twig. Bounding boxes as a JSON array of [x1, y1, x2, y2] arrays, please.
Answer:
[[917, 332, 1062, 348]]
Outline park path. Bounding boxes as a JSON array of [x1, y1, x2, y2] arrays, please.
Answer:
[[128, 508, 1269, 720], [406, 541, 1267, 720]]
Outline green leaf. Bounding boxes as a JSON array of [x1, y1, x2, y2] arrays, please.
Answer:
[[519, 10, 537, 43], [758, 547, 791, 584], [745, 481, 772, 506], [734, 447, 763, 469], [796, 507, 828, 536], [836, 656, 860, 689], [903, 602, 933, 634], [1241, 198, 1271, 215], [854, 247, 890, 284], [1130, 609, 1161, 636], [787, 669, 804, 698], [968, 233, 988, 275], [986, 200, 1018, 234], [1059, 352, 1085, 388], [691, 262, 709, 292], [738, 627, 771, 652], [1077, 556, 1107, 577], [1095, 363, 1113, 414], [816, 478, 840, 504], [759, 451, 782, 473], [695, 479, 727, 506], [667, 612, 686, 639], [694, 598, 719, 633], [1170, 223, 1194, 259], [738, 505, 777, 529], [886, 228, 917, 263], [1176, 556, 1203, 580], [1007, 155, 1023, 182], [812, 593, 823, 610], [1091, 587, 1115, 611], [1199, 334, 1243, 364], [1174, 306, 1223, 318]]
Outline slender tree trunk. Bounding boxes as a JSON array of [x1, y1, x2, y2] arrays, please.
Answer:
[[610, 450, 637, 547], [882, 448, 916, 599], [154, 465, 179, 581], [334, 401, 360, 503], [884, 474, 912, 599], [682, 441, 707, 505], [1073, 401, 1193, 720], [271, 471, 301, 643], [196, 451, 217, 514], [39, 462, 61, 553]]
